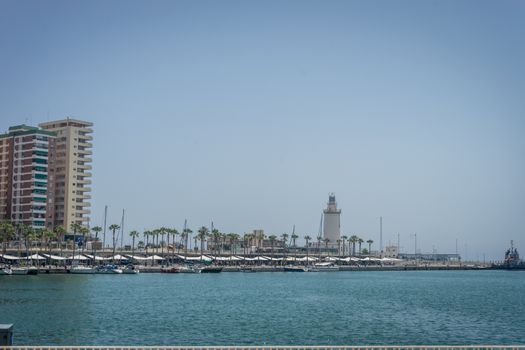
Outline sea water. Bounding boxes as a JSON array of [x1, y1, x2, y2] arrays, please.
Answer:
[[0, 270, 524, 345]]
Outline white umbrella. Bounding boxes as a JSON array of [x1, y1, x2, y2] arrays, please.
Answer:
[[26, 254, 46, 260], [148, 255, 165, 261], [110, 254, 129, 260], [0, 254, 20, 260], [126, 255, 148, 261], [42, 253, 66, 261], [83, 254, 107, 261], [67, 254, 89, 260]]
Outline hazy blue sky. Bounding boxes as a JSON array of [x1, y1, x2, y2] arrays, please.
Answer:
[[1, 0, 524, 260]]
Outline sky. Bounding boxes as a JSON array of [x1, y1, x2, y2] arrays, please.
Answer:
[[1, 0, 524, 260]]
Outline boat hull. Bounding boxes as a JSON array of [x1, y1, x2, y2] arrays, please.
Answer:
[[70, 267, 96, 274], [200, 266, 223, 273], [0, 268, 12, 275]]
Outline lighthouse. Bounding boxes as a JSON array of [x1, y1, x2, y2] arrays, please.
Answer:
[[323, 193, 341, 247]]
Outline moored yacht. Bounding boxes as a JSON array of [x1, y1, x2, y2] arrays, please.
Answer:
[[70, 266, 96, 274], [122, 265, 139, 274], [0, 266, 12, 275], [11, 267, 29, 275], [95, 264, 123, 274], [308, 262, 339, 272]]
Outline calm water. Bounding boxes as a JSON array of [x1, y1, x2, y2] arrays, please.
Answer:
[[1, 270, 524, 346]]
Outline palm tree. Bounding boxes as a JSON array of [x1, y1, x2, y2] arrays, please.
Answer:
[[16, 223, 27, 262], [349, 235, 359, 256], [197, 226, 209, 258], [108, 224, 120, 259], [304, 235, 311, 266], [211, 229, 222, 255], [152, 229, 160, 253], [322, 238, 329, 255], [170, 228, 179, 264], [159, 227, 167, 257], [268, 235, 277, 260], [183, 228, 192, 255], [43, 229, 56, 265], [24, 226, 37, 266], [143, 230, 151, 254], [79, 226, 89, 256], [129, 230, 140, 258], [91, 226, 102, 261], [221, 232, 228, 254], [281, 233, 289, 260], [358, 238, 364, 256], [54, 225, 66, 257], [0, 221, 14, 255], [341, 235, 348, 256], [70, 223, 83, 266], [367, 239, 374, 256], [336, 239, 341, 256]]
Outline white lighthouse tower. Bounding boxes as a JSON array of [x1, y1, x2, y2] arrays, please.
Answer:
[[323, 193, 341, 247]]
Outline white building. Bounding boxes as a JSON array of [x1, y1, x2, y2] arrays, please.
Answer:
[[384, 245, 399, 258], [323, 193, 341, 247]]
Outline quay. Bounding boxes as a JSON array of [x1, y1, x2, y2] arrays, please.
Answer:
[[2, 345, 525, 350], [26, 263, 493, 274]]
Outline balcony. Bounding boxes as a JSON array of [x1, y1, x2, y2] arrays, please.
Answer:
[[78, 127, 93, 134], [76, 186, 91, 192], [76, 178, 92, 185], [77, 164, 92, 170], [75, 209, 91, 215], [78, 134, 93, 141], [77, 149, 93, 155], [74, 201, 91, 207], [76, 171, 92, 177], [78, 141, 92, 148]]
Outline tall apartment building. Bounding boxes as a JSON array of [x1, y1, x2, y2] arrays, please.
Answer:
[[39, 118, 93, 231], [0, 125, 56, 229]]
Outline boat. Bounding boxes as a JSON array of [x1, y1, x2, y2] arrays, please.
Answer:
[[70, 266, 96, 274], [161, 266, 180, 273], [308, 262, 339, 272], [199, 266, 223, 273], [11, 267, 29, 275], [122, 265, 139, 274], [499, 241, 525, 270], [179, 265, 201, 273], [0, 267, 12, 275], [240, 267, 256, 273], [284, 266, 307, 272], [95, 264, 123, 274], [27, 266, 39, 275]]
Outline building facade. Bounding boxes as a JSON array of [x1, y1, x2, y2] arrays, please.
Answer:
[[323, 193, 341, 247], [0, 125, 56, 229], [39, 118, 93, 231]]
